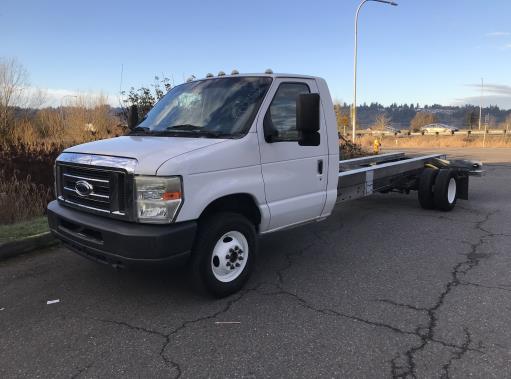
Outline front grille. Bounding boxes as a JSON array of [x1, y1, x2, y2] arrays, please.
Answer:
[[57, 163, 130, 218]]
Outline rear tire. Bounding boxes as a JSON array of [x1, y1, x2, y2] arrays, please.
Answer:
[[433, 169, 458, 212], [418, 168, 438, 209], [191, 212, 256, 298]]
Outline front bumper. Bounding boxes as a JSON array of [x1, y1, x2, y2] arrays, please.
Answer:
[[47, 201, 197, 268]]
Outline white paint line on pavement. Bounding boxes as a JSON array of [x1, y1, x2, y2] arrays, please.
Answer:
[[46, 299, 60, 305], [214, 321, 241, 324]]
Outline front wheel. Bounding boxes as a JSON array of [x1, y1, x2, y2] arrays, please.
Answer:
[[191, 212, 257, 298]]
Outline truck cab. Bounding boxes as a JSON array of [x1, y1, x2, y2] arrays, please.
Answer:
[[48, 73, 339, 297]]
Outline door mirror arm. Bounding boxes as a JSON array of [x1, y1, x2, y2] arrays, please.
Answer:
[[263, 110, 279, 142]]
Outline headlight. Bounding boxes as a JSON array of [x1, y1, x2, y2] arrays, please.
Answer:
[[135, 176, 183, 223]]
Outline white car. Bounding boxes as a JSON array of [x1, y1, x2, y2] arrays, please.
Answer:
[[421, 123, 459, 134]]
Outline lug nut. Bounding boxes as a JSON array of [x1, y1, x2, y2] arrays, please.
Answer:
[[226, 254, 231, 260], [226, 262, 231, 267], [229, 248, 234, 253], [238, 256, 244, 261], [230, 265, 235, 270], [235, 263, 240, 267]]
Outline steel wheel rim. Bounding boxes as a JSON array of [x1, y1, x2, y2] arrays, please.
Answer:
[[211, 231, 248, 283], [447, 177, 456, 204]]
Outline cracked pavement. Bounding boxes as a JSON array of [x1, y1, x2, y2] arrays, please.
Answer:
[[1, 148, 510, 378]]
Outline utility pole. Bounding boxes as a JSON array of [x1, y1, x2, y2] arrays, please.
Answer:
[[478, 78, 484, 131], [352, 0, 398, 143]]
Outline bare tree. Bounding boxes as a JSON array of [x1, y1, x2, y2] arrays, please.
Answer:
[[333, 102, 351, 135], [0, 57, 29, 133], [373, 113, 392, 131], [410, 112, 438, 132]]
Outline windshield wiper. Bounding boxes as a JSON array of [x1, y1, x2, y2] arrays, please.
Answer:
[[128, 126, 152, 135], [166, 124, 203, 131], [163, 124, 230, 138]]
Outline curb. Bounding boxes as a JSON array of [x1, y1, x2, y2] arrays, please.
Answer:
[[0, 232, 58, 261]]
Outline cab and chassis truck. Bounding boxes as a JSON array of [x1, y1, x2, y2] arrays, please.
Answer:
[[47, 73, 482, 297]]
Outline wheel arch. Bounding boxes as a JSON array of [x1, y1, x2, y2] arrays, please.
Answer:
[[198, 193, 262, 230]]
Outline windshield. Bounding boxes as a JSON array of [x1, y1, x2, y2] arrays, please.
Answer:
[[131, 76, 272, 138]]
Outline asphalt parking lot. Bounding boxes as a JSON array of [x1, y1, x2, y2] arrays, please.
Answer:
[[1, 148, 510, 378]]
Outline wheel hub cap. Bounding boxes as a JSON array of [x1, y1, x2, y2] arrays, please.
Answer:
[[211, 231, 248, 282], [447, 177, 456, 204]]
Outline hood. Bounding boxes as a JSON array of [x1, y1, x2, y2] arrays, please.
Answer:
[[64, 136, 227, 174]]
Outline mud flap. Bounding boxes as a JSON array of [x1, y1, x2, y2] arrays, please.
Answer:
[[457, 175, 469, 200]]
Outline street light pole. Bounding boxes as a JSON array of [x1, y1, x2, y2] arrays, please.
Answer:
[[478, 78, 483, 131], [352, 0, 398, 143]]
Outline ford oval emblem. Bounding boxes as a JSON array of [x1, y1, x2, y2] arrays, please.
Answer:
[[75, 180, 94, 197]]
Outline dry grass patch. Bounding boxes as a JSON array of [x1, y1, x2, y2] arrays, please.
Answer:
[[358, 134, 511, 149], [0, 172, 51, 224]]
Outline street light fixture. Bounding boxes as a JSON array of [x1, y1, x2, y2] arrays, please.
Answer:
[[352, 0, 398, 142]]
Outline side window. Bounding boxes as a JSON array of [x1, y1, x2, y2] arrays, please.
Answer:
[[266, 83, 310, 141]]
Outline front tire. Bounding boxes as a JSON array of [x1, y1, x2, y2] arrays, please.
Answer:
[[191, 212, 257, 298]]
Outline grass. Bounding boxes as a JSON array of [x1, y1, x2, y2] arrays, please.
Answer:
[[0, 217, 49, 244]]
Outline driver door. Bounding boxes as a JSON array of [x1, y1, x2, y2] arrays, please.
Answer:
[[257, 78, 328, 231]]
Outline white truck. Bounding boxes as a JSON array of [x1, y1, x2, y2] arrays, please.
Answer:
[[47, 73, 482, 297]]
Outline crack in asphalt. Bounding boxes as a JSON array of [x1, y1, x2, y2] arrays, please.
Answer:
[[258, 286, 418, 337], [440, 328, 472, 379], [269, 208, 497, 379], [94, 285, 260, 379], [75, 189, 503, 378], [70, 363, 93, 379], [375, 298, 430, 313], [459, 281, 511, 293], [384, 210, 497, 378]]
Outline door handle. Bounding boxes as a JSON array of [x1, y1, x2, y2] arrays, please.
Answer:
[[317, 159, 323, 175]]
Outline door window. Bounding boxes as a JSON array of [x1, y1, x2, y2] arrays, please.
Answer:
[[266, 83, 310, 141]]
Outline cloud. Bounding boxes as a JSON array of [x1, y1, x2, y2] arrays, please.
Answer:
[[453, 95, 511, 110], [486, 31, 510, 36], [456, 83, 511, 109], [465, 83, 511, 96], [24, 87, 121, 108]]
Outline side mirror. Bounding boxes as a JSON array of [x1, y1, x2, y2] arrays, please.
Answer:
[[127, 105, 139, 129], [296, 93, 320, 146]]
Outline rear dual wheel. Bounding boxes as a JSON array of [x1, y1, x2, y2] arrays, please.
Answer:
[[433, 169, 458, 211], [418, 168, 458, 211]]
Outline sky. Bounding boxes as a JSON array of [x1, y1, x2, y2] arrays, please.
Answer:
[[1, 0, 511, 109]]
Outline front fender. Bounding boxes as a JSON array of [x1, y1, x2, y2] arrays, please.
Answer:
[[176, 165, 270, 230]]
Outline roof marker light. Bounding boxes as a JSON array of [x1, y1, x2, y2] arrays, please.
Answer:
[[265, 69, 273, 74], [231, 69, 239, 75], [206, 73, 214, 78], [218, 71, 226, 76]]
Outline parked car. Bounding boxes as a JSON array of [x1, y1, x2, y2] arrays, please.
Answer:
[[421, 123, 459, 134]]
